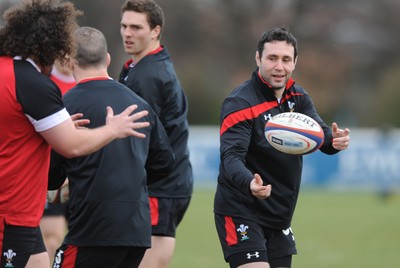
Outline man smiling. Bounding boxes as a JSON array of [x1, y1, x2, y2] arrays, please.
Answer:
[[214, 27, 350, 268]]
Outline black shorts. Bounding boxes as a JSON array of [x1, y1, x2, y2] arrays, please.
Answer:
[[214, 214, 297, 267], [149, 197, 191, 237], [0, 221, 47, 267], [53, 244, 147, 268], [43, 201, 67, 217]]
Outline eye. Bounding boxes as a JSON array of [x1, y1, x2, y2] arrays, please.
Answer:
[[283, 57, 292, 63]]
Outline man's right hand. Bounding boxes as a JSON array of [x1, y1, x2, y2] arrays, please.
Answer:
[[250, 173, 272, 200], [106, 104, 150, 139]]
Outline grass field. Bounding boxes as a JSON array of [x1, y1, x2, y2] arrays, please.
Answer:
[[170, 187, 400, 268]]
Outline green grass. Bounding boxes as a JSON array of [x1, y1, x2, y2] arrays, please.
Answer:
[[170, 188, 400, 268]]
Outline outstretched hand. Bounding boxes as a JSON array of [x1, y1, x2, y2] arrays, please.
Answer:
[[331, 122, 350, 151], [250, 173, 272, 200], [106, 104, 150, 139]]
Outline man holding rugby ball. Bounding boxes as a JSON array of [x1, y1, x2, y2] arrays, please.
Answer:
[[214, 27, 350, 268]]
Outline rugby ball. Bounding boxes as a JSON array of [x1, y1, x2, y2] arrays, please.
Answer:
[[264, 112, 324, 155]]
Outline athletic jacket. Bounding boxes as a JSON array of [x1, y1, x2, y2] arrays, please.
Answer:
[[0, 57, 68, 227], [119, 46, 193, 198], [49, 78, 174, 247], [214, 70, 339, 230]]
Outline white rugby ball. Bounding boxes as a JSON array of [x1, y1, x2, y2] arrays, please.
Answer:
[[264, 112, 324, 155]]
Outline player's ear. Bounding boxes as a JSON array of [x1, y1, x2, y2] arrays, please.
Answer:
[[106, 53, 111, 67], [255, 51, 261, 67], [152, 25, 161, 40]]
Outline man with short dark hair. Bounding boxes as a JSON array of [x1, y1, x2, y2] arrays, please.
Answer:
[[214, 27, 351, 268], [119, 1, 193, 267]]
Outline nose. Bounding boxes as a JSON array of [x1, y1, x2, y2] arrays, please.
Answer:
[[274, 60, 284, 70], [121, 27, 131, 37]]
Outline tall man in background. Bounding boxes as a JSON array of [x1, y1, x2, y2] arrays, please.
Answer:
[[0, 1, 149, 267], [119, 0, 193, 267], [214, 27, 350, 268]]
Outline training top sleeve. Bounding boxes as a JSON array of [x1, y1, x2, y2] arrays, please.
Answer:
[[14, 60, 70, 132], [219, 96, 255, 193]]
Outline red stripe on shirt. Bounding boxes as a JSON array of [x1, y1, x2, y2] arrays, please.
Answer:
[[123, 46, 164, 68], [220, 101, 277, 136], [148, 46, 163, 55], [124, 58, 133, 69], [220, 90, 304, 136], [78, 77, 111, 84]]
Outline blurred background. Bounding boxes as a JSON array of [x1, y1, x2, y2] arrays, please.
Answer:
[[2, 1, 400, 267], [2, 0, 400, 127]]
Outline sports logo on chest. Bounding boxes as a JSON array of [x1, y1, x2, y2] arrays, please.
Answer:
[[264, 114, 273, 121]]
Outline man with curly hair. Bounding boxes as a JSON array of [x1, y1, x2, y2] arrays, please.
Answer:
[[0, 1, 150, 267]]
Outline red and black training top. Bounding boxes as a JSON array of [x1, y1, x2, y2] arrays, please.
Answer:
[[119, 46, 193, 199], [49, 78, 174, 247], [214, 70, 339, 230], [0, 57, 68, 227]]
